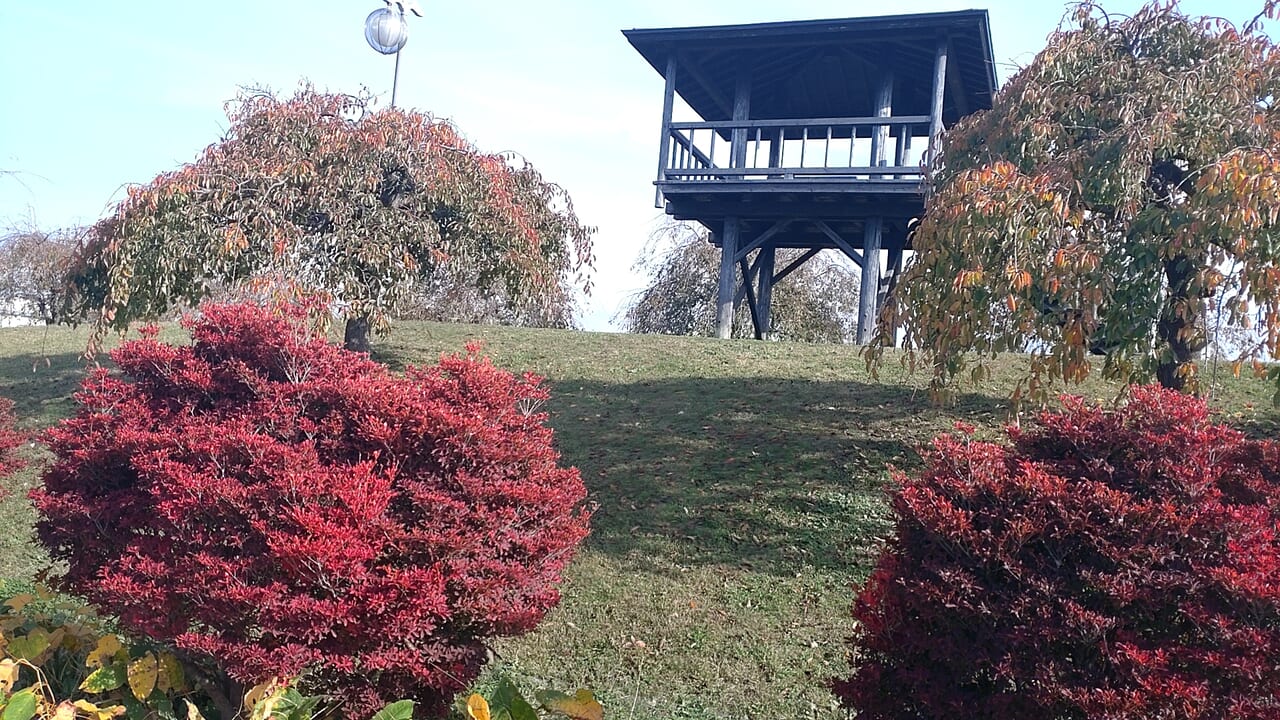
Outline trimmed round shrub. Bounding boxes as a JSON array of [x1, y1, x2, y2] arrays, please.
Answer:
[[32, 303, 591, 716], [835, 386, 1280, 719]]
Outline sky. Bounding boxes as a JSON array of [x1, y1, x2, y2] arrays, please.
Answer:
[[0, 0, 1268, 331]]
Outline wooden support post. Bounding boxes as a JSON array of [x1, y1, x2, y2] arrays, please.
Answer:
[[857, 216, 883, 345], [739, 257, 763, 339], [880, 245, 904, 309], [655, 56, 678, 208], [929, 37, 949, 169], [869, 71, 894, 177], [757, 246, 777, 340], [717, 217, 740, 339], [881, 245, 906, 347], [731, 69, 752, 170]]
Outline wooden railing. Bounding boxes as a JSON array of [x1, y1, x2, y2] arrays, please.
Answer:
[[660, 116, 931, 184]]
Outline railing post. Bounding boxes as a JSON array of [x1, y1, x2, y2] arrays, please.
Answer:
[[894, 124, 909, 176], [655, 55, 678, 208]]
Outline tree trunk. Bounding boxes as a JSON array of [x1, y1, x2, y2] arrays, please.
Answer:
[[344, 314, 372, 354], [1155, 255, 1207, 392]]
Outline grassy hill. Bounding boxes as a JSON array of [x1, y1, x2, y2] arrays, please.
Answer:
[[2, 321, 1277, 719]]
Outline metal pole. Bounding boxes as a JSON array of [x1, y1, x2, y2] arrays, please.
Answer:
[[391, 49, 402, 107]]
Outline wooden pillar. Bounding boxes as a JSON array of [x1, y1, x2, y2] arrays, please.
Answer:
[[655, 56, 678, 208], [855, 69, 894, 345], [757, 246, 777, 340], [882, 246, 905, 347], [717, 218, 740, 339], [731, 69, 752, 169], [929, 37, 949, 167], [857, 217, 883, 345], [868, 71, 894, 176]]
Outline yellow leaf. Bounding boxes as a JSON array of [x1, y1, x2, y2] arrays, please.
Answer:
[[245, 679, 287, 720], [85, 636, 124, 670], [0, 658, 17, 694], [541, 689, 603, 720], [183, 699, 206, 720], [242, 679, 276, 711], [466, 694, 491, 720], [127, 653, 158, 701], [73, 701, 127, 720], [156, 653, 184, 693]]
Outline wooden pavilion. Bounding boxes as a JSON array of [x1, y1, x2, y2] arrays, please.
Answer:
[[625, 10, 997, 341]]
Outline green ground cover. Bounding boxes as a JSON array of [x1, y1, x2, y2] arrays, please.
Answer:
[[2, 321, 1277, 719]]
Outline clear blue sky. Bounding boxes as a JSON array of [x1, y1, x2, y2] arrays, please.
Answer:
[[0, 0, 1266, 330]]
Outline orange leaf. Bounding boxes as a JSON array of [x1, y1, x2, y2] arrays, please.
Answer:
[[466, 694, 491, 720]]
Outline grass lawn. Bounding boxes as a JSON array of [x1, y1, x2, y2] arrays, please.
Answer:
[[2, 321, 1278, 719]]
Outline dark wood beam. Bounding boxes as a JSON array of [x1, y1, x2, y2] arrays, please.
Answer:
[[757, 247, 777, 339], [772, 247, 822, 285], [945, 40, 970, 117], [738, 257, 763, 339], [678, 51, 734, 119], [815, 220, 864, 267], [733, 219, 792, 262], [735, 251, 764, 305]]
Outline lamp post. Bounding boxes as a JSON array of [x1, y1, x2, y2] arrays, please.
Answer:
[[364, 0, 422, 107]]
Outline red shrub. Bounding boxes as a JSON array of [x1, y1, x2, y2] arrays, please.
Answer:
[[0, 396, 27, 496], [834, 386, 1280, 719], [32, 303, 590, 716]]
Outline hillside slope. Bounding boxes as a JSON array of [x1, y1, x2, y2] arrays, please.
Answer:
[[1, 321, 1276, 719]]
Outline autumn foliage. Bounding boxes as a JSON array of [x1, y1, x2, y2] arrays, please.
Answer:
[[0, 397, 27, 498], [66, 86, 594, 351], [31, 303, 591, 716], [835, 386, 1280, 718], [874, 3, 1280, 399]]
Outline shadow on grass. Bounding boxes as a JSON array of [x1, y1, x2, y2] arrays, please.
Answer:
[[545, 376, 1007, 577], [0, 352, 89, 428]]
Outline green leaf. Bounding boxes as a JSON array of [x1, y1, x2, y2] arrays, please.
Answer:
[[274, 689, 322, 720], [489, 679, 537, 720], [1, 690, 37, 720], [368, 700, 414, 720], [80, 661, 128, 693], [6, 630, 49, 661]]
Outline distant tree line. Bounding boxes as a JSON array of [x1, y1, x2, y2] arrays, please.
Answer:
[[620, 222, 861, 343]]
